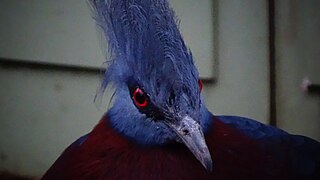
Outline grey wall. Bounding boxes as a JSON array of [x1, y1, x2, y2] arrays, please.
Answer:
[[0, 67, 103, 177], [275, 0, 320, 140], [204, 0, 269, 122]]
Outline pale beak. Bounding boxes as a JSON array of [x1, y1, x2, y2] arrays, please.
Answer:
[[165, 115, 213, 172]]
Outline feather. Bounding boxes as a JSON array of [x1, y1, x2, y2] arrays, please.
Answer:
[[42, 115, 320, 179], [90, 0, 201, 110]]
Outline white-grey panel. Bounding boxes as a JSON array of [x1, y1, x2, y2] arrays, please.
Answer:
[[275, 0, 320, 140], [204, 0, 269, 124], [0, 0, 104, 68], [0, 0, 215, 79], [170, 0, 215, 79], [0, 66, 106, 177]]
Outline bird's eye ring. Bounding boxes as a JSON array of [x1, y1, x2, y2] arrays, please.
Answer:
[[133, 88, 148, 108]]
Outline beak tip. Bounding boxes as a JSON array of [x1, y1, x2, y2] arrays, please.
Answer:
[[204, 160, 213, 172], [201, 155, 213, 172], [166, 116, 214, 173]]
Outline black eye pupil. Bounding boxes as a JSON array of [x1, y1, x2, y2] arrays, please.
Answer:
[[135, 92, 145, 104], [133, 88, 147, 107]]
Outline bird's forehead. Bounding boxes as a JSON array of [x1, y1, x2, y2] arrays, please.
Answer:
[[133, 66, 200, 112], [132, 60, 198, 94]]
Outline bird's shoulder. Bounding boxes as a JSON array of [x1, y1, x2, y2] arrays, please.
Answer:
[[209, 115, 320, 178], [203, 116, 287, 179], [214, 115, 287, 139]]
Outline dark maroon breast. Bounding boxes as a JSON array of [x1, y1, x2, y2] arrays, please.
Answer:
[[42, 116, 298, 180]]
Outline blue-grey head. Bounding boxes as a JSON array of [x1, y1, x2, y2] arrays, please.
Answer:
[[90, 0, 212, 171]]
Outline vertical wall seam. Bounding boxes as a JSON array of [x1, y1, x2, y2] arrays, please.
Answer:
[[268, 0, 277, 126]]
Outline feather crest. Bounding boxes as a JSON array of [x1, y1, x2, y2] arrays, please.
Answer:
[[89, 0, 200, 109]]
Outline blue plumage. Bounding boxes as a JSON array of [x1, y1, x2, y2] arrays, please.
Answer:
[[218, 116, 288, 139], [90, 0, 207, 145], [219, 115, 320, 177], [92, 0, 199, 98], [42, 0, 320, 179]]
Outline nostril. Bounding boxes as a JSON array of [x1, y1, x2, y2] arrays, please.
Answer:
[[182, 128, 189, 135]]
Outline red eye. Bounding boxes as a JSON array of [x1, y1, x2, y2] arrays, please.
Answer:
[[198, 80, 203, 92], [133, 88, 148, 107]]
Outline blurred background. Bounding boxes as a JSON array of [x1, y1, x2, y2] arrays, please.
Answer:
[[0, 0, 319, 179]]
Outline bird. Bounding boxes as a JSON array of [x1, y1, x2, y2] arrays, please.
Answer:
[[41, 0, 320, 179]]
